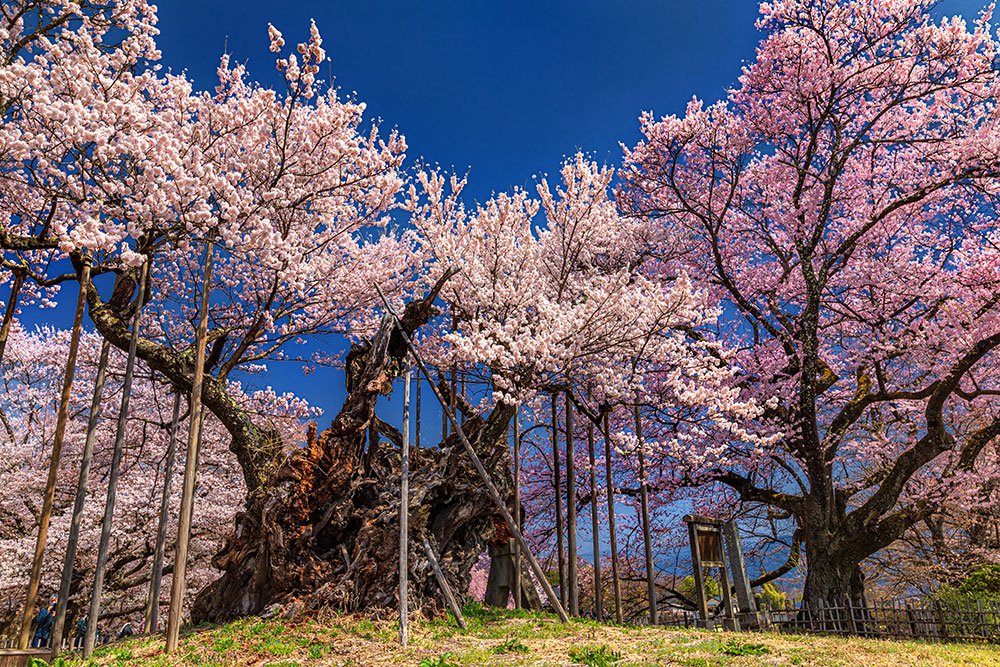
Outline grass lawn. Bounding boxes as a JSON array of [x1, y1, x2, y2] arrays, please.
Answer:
[[58, 603, 1000, 667]]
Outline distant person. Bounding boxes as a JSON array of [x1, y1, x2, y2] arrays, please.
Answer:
[[74, 614, 87, 649], [116, 620, 134, 640], [31, 597, 56, 648]]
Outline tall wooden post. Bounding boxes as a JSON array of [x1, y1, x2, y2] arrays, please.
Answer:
[[565, 391, 579, 616], [373, 283, 569, 623], [399, 359, 411, 646], [552, 395, 566, 610], [450, 368, 457, 426], [50, 339, 112, 655], [18, 260, 91, 649], [460, 367, 466, 426], [145, 390, 182, 633], [84, 262, 149, 657], [512, 407, 522, 609], [449, 314, 457, 431], [0, 271, 25, 365], [165, 240, 214, 653], [422, 538, 467, 629], [604, 413, 623, 623], [635, 403, 657, 626], [414, 370, 421, 448], [587, 420, 603, 621], [685, 519, 709, 621]]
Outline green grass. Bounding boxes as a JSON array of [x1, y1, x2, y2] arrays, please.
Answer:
[[568, 643, 623, 666], [57, 603, 1000, 666]]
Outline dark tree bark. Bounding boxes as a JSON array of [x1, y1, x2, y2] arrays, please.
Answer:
[[192, 287, 518, 622], [484, 539, 542, 611]]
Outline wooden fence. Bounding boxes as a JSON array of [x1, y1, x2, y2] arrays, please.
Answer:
[[657, 598, 1000, 644], [771, 598, 1000, 643]]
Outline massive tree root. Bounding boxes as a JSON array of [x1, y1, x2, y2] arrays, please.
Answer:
[[192, 285, 518, 622]]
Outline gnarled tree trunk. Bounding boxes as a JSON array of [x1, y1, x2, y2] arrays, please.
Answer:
[[192, 290, 517, 622]]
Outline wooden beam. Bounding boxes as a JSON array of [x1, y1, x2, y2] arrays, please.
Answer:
[[399, 360, 411, 646], [50, 339, 112, 655], [565, 392, 579, 616], [604, 413, 623, 624], [635, 403, 657, 626], [374, 283, 569, 623], [422, 538, 466, 630], [146, 390, 183, 633], [18, 261, 91, 649], [553, 396, 566, 610], [84, 262, 150, 657], [165, 241, 215, 652], [587, 420, 603, 621]]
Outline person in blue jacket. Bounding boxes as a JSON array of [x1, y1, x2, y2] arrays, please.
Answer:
[[74, 613, 88, 649], [31, 597, 56, 648]]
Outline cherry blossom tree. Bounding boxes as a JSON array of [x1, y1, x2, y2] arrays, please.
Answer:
[[0, 0, 760, 622], [192, 155, 753, 620], [0, 326, 315, 636], [0, 0, 410, 495], [619, 0, 1000, 603]]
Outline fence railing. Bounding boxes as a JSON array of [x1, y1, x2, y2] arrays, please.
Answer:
[[656, 598, 1000, 644], [772, 598, 1000, 643]]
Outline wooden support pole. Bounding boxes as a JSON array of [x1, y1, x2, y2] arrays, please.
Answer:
[[415, 368, 421, 448], [422, 538, 466, 629], [717, 542, 737, 629], [165, 240, 215, 653], [145, 390, 182, 633], [50, 339, 112, 655], [634, 403, 657, 626], [18, 260, 92, 650], [512, 408, 522, 610], [440, 377, 448, 441], [685, 519, 709, 621], [604, 413, 623, 624], [0, 271, 25, 365], [565, 391, 579, 616], [84, 262, 149, 657], [373, 283, 569, 623], [399, 359, 411, 647], [587, 420, 603, 621], [552, 395, 566, 611], [460, 367, 466, 426], [450, 314, 457, 431]]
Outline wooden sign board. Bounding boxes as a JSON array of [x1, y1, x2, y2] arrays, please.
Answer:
[[696, 529, 723, 566]]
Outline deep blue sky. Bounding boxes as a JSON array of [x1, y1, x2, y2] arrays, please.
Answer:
[[155, 0, 762, 207], [32, 0, 988, 439]]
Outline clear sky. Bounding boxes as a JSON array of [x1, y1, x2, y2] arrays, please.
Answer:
[[30, 0, 990, 440]]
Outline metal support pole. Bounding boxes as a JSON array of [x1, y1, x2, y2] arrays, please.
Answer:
[[51, 339, 112, 655], [145, 391, 183, 633], [373, 283, 569, 623], [18, 260, 92, 649], [84, 262, 149, 657], [165, 240, 214, 652]]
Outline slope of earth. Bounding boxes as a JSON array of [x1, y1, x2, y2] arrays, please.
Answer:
[[63, 604, 1000, 667]]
